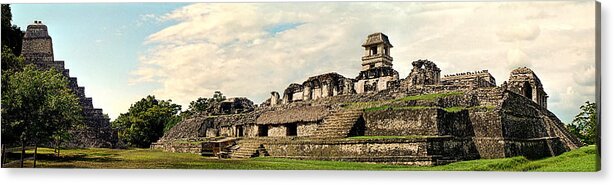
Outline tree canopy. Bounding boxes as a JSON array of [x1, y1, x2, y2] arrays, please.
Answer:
[[112, 95, 182, 148], [181, 91, 227, 117], [566, 101, 597, 145], [1, 4, 24, 56], [1, 65, 83, 146]]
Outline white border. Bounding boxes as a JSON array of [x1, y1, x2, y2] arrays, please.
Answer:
[[0, 1, 610, 185]]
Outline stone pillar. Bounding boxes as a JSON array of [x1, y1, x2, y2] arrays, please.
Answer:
[[322, 83, 330, 98], [355, 80, 365, 94], [282, 93, 291, 104], [270, 91, 280, 106], [303, 85, 312, 101]]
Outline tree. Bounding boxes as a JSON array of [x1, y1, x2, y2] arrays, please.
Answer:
[[112, 95, 181, 148], [1, 47, 25, 145], [212, 91, 226, 102], [1, 65, 83, 167], [566, 101, 597, 145], [1, 4, 24, 56], [181, 91, 228, 118], [1, 46, 24, 72]]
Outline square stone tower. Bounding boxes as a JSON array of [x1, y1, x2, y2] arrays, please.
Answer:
[[354, 32, 399, 93]]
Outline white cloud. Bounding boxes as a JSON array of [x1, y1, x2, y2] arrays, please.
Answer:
[[133, 1, 596, 123], [497, 24, 541, 42], [506, 48, 531, 69]]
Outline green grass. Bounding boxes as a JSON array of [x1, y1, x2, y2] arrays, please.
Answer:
[[3, 145, 598, 171], [396, 91, 464, 102], [364, 105, 496, 113], [443, 106, 465, 112], [344, 91, 464, 111], [364, 105, 433, 112]]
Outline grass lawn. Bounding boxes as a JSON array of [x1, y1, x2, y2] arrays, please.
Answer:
[[343, 91, 464, 110], [2, 145, 598, 171]]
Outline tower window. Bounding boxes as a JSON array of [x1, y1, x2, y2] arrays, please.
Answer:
[[370, 46, 378, 55]]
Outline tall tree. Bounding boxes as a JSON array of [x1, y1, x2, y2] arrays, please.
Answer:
[[566, 101, 597, 145], [1, 4, 25, 56], [112, 95, 181, 148], [1, 65, 83, 167]]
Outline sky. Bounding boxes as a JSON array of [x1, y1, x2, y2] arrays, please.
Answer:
[[10, 1, 597, 123]]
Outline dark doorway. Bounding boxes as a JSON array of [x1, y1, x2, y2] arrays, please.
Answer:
[[348, 116, 366, 137], [236, 126, 244, 137], [258, 125, 268, 137], [523, 82, 533, 100], [286, 123, 298, 136]]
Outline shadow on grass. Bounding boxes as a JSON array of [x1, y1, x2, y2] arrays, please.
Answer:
[[4, 152, 121, 164]]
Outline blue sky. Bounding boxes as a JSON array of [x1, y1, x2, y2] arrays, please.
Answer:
[[9, 2, 596, 123], [12, 3, 188, 118]]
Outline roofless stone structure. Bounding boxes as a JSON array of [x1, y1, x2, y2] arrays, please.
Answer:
[[153, 32, 582, 165], [21, 21, 116, 148]]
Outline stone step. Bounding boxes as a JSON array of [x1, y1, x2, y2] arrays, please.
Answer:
[[230, 139, 265, 159], [322, 120, 357, 123], [324, 118, 359, 122], [329, 114, 362, 118], [320, 125, 353, 129], [312, 109, 362, 138]]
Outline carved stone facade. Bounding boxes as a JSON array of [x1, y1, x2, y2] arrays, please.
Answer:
[[441, 70, 497, 88], [401, 59, 441, 88], [505, 67, 548, 108], [21, 21, 115, 148], [281, 73, 354, 104]]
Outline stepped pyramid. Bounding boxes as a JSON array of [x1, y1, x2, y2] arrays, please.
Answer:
[[21, 20, 116, 148]]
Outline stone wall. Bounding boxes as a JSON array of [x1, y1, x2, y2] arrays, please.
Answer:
[[363, 108, 476, 138], [364, 108, 440, 136], [297, 122, 319, 136], [151, 140, 203, 154], [441, 70, 496, 88], [245, 125, 259, 137], [268, 125, 287, 137], [499, 91, 583, 149], [219, 126, 234, 137], [264, 137, 457, 165]]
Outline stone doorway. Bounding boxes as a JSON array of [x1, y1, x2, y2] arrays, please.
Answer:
[[236, 126, 244, 137], [286, 123, 297, 136], [523, 81, 533, 100], [258, 125, 268, 137]]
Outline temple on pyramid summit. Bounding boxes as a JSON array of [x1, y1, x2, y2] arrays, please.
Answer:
[[21, 21, 116, 148]]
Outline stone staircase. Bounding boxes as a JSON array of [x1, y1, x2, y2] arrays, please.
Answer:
[[230, 138, 266, 159], [312, 109, 363, 138], [475, 88, 505, 107]]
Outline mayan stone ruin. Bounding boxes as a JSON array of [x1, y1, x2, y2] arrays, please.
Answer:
[[149, 32, 584, 165], [21, 21, 116, 148]]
